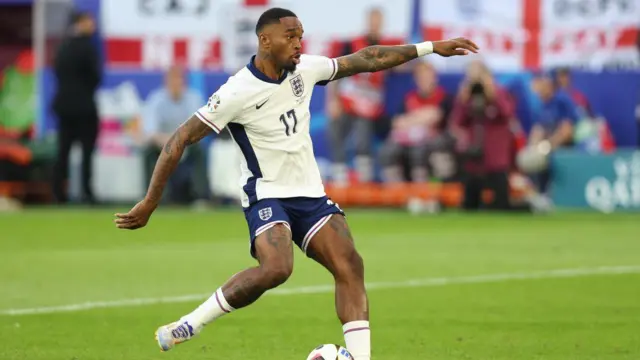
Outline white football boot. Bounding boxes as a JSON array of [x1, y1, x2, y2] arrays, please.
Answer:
[[154, 321, 198, 352]]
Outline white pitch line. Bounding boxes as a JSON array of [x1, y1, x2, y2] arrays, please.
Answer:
[[2, 265, 639, 316]]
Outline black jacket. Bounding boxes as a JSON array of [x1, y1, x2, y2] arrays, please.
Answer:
[[52, 34, 101, 119]]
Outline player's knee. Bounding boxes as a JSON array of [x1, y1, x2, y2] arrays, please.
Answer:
[[261, 258, 293, 288]]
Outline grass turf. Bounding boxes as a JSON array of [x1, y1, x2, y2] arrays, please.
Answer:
[[1, 209, 639, 359]]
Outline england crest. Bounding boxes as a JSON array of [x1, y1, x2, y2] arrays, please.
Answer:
[[258, 207, 273, 221], [290, 74, 304, 97]]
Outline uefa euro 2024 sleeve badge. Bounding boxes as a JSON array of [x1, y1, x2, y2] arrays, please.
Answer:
[[207, 93, 221, 112]]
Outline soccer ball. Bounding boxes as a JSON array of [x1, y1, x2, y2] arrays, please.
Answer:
[[306, 344, 354, 360], [516, 141, 552, 174]]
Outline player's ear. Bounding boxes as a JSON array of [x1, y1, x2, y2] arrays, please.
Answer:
[[258, 32, 270, 48]]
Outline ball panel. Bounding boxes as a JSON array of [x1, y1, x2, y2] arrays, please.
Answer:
[[307, 344, 355, 360]]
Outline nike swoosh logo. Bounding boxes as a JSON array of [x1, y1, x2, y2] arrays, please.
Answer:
[[256, 99, 269, 109]]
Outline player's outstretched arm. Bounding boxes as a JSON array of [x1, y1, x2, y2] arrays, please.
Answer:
[[333, 37, 479, 80], [144, 116, 211, 205], [114, 116, 212, 230]]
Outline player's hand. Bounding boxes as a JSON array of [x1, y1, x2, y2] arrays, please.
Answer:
[[114, 199, 157, 230], [433, 38, 479, 57]]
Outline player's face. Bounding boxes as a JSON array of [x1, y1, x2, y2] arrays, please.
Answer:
[[269, 17, 303, 72]]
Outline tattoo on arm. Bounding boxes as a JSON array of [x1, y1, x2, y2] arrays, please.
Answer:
[[146, 115, 212, 204], [333, 45, 418, 81], [163, 116, 212, 154]]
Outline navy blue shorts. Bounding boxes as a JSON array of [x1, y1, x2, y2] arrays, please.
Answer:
[[243, 196, 345, 258]]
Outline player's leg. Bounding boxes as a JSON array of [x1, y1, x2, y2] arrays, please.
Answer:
[[182, 224, 293, 320], [305, 214, 370, 360], [156, 224, 293, 351], [155, 202, 294, 351]]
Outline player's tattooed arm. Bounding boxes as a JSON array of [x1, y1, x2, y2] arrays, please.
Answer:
[[333, 45, 418, 80], [145, 115, 212, 205], [114, 115, 211, 229], [333, 38, 479, 81]]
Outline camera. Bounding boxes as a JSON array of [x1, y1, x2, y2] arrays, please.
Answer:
[[470, 82, 485, 96]]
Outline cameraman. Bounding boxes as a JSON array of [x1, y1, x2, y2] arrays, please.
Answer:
[[450, 65, 514, 210]]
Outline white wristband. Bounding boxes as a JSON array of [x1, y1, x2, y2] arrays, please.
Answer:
[[415, 41, 434, 57]]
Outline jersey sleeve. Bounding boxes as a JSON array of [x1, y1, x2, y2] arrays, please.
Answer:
[[193, 83, 241, 134], [301, 54, 338, 86]]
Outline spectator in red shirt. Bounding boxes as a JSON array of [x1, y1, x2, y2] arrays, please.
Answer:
[[379, 61, 454, 184], [326, 8, 403, 186], [450, 64, 514, 210]]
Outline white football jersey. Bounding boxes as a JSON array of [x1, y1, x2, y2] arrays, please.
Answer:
[[194, 54, 338, 208]]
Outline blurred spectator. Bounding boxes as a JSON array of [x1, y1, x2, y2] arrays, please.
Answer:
[[528, 72, 578, 199], [554, 67, 591, 116], [379, 61, 454, 184], [327, 8, 401, 186], [0, 50, 36, 211], [553, 67, 616, 154], [51, 11, 101, 204], [451, 63, 514, 211], [142, 65, 210, 206], [636, 96, 640, 149]]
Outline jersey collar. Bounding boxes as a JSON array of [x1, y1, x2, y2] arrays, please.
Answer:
[[247, 55, 289, 84]]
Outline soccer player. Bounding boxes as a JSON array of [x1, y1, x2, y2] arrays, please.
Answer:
[[114, 8, 478, 360]]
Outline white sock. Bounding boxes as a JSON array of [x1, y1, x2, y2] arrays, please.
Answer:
[[181, 288, 235, 330], [343, 320, 371, 360]]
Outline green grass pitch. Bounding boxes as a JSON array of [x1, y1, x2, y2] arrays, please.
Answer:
[[1, 208, 639, 359]]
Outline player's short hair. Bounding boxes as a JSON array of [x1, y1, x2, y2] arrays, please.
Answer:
[[255, 7, 297, 35]]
